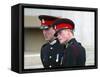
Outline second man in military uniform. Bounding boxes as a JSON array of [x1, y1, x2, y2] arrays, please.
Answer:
[[53, 18, 86, 67], [38, 15, 65, 68]]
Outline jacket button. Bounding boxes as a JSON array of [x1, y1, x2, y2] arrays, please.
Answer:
[[50, 47, 53, 50], [49, 56, 52, 59], [49, 65, 52, 68]]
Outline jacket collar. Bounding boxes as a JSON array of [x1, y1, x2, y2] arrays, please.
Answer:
[[65, 38, 76, 48]]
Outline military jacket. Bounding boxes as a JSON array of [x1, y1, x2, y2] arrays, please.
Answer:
[[62, 38, 86, 67], [41, 39, 65, 68]]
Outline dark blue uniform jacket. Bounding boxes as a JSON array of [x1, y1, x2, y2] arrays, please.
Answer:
[[62, 38, 86, 67], [41, 39, 65, 68]]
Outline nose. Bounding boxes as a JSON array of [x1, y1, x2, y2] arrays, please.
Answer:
[[57, 34, 60, 39]]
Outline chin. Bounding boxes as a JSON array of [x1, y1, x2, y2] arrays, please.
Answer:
[[45, 39, 49, 41], [59, 41, 64, 44], [45, 38, 50, 41], [60, 41, 63, 44]]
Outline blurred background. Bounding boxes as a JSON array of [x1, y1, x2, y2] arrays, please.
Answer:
[[24, 8, 95, 69]]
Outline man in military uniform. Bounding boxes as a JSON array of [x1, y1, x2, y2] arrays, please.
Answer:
[[38, 15, 65, 68], [53, 18, 86, 67]]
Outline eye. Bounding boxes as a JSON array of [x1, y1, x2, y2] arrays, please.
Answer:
[[59, 31, 62, 34]]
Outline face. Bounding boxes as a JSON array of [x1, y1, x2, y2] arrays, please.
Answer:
[[57, 29, 70, 44], [42, 27, 55, 41]]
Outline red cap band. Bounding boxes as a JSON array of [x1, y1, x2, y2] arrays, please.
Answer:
[[41, 20, 55, 27], [55, 23, 74, 30]]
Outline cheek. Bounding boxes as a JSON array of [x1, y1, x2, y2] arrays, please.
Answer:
[[43, 30, 49, 35], [61, 32, 66, 39], [48, 30, 55, 36], [60, 32, 68, 42], [57, 34, 65, 43], [47, 31, 52, 37], [43, 30, 48, 34], [61, 35, 67, 41]]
